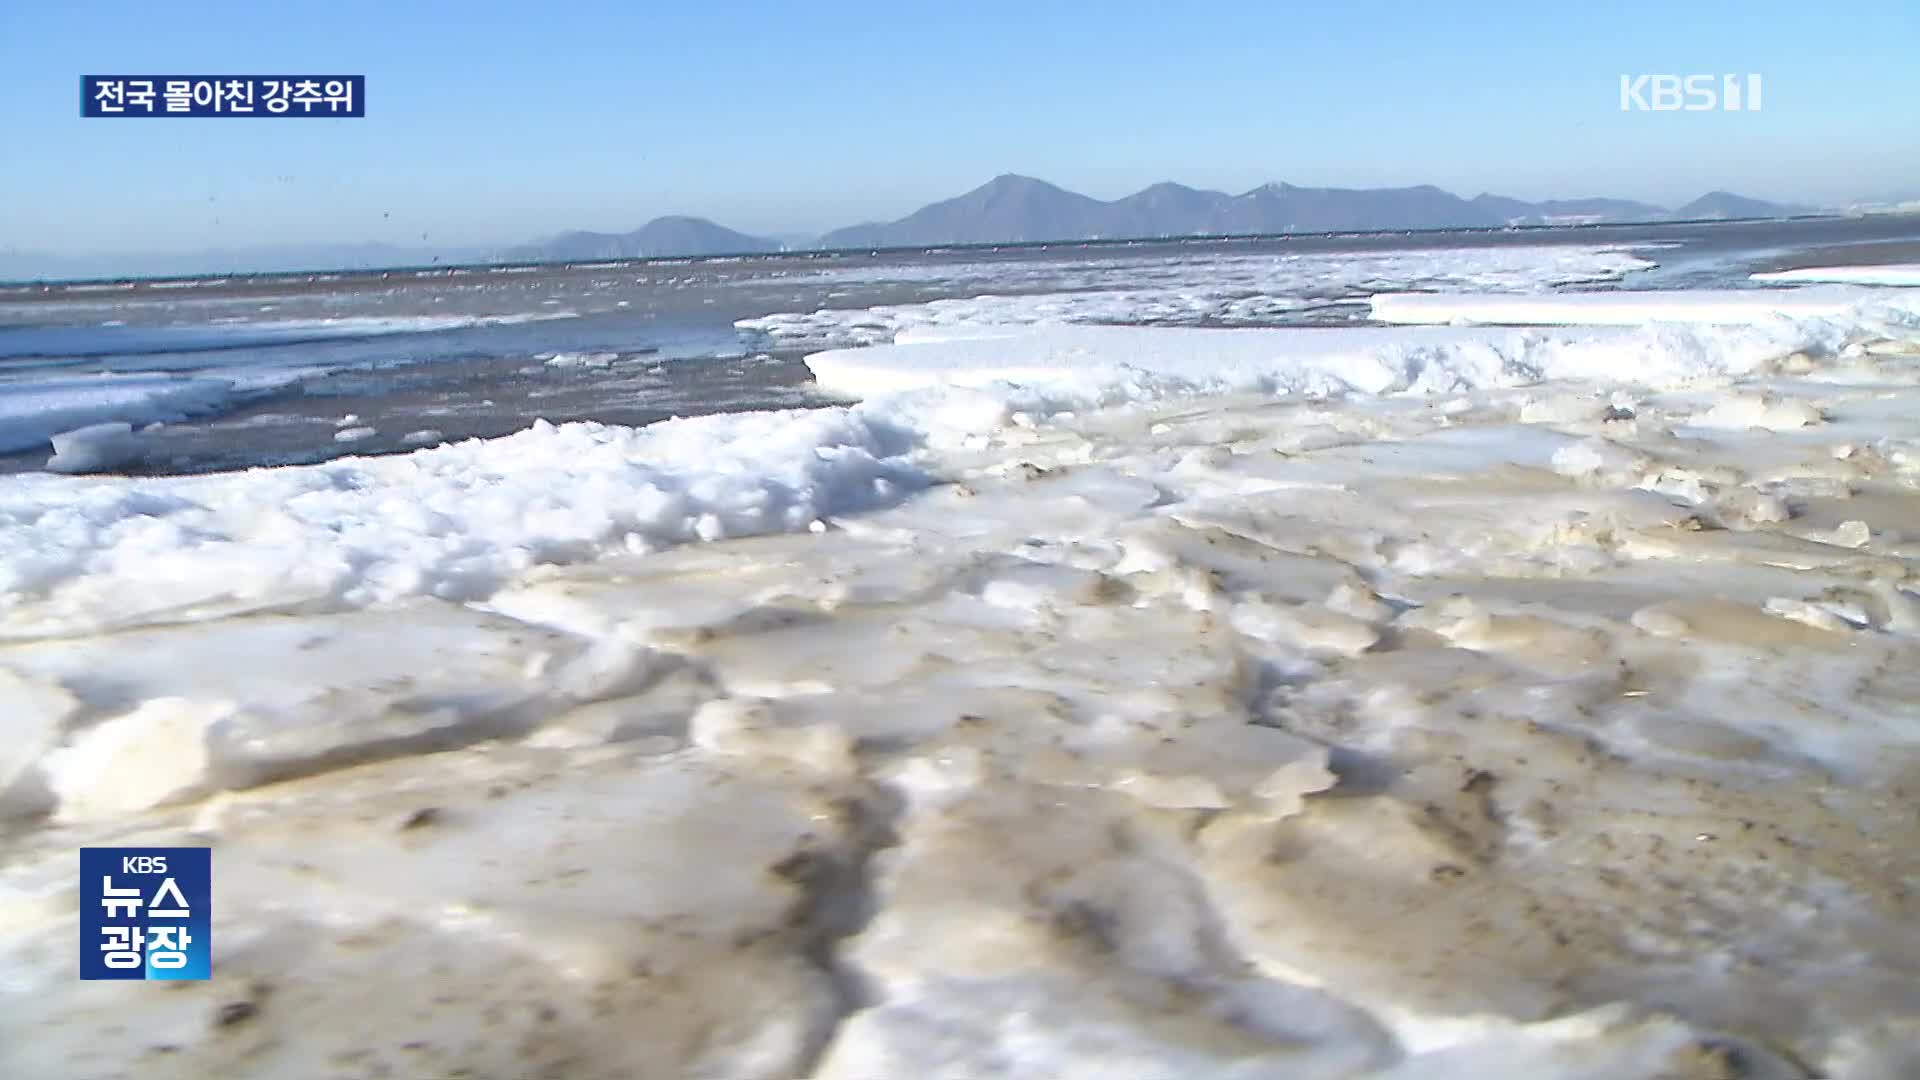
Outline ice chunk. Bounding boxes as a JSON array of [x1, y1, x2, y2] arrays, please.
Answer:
[[1687, 394, 1823, 431], [1229, 598, 1379, 656], [545, 350, 621, 369], [44, 422, 142, 475], [1706, 488, 1791, 529], [40, 697, 219, 822], [1550, 438, 1648, 482], [687, 698, 855, 775], [1831, 519, 1871, 548]]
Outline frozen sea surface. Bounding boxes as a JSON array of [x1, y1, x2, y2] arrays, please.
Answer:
[[2, 214, 1912, 477], [5, 219, 1920, 1077], [4, 254, 1920, 1074]]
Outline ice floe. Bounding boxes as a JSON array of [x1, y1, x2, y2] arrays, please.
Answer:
[[740, 244, 1656, 348], [0, 375, 235, 455], [1368, 285, 1919, 326], [805, 317, 1858, 405], [1752, 263, 1920, 286]]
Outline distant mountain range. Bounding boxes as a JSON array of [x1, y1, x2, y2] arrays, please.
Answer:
[[808, 176, 1815, 249], [503, 216, 773, 262], [1, 177, 1826, 282], [506, 176, 1816, 262]]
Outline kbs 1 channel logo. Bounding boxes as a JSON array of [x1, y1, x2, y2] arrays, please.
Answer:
[[82, 76, 365, 117], [1620, 73, 1762, 112], [80, 848, 211, 981]]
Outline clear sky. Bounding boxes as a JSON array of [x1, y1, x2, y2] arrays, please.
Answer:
[[3, 0, 1916, 255]]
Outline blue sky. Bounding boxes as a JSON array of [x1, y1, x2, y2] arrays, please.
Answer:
[[3, 0, 1916, 254]]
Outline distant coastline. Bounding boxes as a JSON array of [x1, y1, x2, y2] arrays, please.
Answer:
[[7, 208, 1889, 290]]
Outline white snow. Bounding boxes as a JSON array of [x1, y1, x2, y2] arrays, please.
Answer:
[[0, 409, 926, 637], [1753, 263, 1920, 286]]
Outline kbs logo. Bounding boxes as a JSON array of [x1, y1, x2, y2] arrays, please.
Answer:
[[80, 847, 211, 981], [1620, 74, 1763, 112]]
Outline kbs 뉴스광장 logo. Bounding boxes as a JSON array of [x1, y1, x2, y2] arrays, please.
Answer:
[[79, 848, 211, 980]]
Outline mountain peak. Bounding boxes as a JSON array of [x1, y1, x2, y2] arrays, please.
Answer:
[[509, 215, 776, 261], [1674, 191, 1807, 220], [982, 173, 1055, 191]]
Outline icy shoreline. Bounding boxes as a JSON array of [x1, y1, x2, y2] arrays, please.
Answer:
[[5, 284, 1920, 1076]]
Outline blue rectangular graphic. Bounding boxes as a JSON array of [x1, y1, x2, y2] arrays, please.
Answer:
[[79, 848, 211, 981], [82, 76, 364, 117]]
